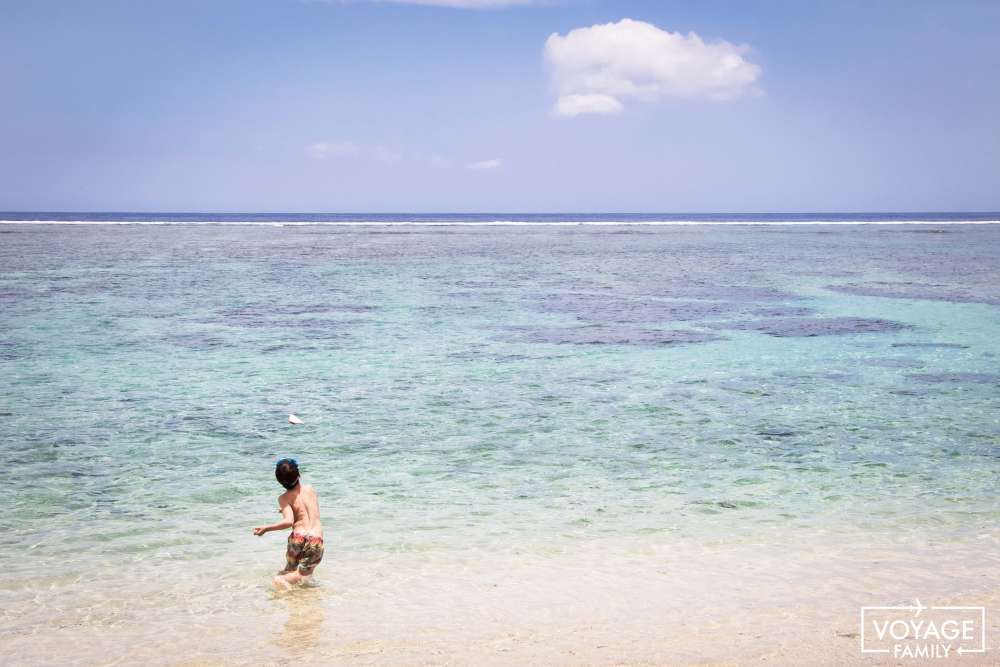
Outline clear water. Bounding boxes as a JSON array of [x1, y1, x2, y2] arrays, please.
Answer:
[[1, 218, 998, 664]]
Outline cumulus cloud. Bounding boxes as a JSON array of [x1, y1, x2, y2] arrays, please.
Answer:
[[554, 93, 623, 117], [544, 18, 761, 116], [466, 158, 502, 170]]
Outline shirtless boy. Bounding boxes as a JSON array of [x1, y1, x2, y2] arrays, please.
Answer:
[[253, 458, 324, 589]]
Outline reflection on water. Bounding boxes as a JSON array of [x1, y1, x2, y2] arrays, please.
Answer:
[[275, 586, 326, 661]]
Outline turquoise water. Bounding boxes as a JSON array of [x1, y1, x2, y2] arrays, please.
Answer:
[[1, 222, 998, 663]]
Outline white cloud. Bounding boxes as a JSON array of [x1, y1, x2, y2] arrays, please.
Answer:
[[554, 93, 623, 117], [544, 18, 762, 116], [466, 158, 502, 170], [306, 141, 360, 160]]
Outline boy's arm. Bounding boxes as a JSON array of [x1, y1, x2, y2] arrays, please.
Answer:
[[253, 500, 295, 536]]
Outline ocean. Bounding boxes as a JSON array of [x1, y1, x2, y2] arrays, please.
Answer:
[[1, 214, 998, 665]]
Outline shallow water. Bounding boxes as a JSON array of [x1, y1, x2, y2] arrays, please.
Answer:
[[1, 221, 998, 665]]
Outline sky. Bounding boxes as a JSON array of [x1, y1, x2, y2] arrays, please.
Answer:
[[1, 0, 998, 213]]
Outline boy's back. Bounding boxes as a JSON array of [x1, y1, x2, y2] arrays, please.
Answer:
[[281, 482, 322, 537]]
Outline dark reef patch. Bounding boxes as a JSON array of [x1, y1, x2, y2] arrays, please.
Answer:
[[272, 303, 375, 314], [164, 333, 229, 349], [889, 388, 938, 397], [0, 288, 39, 301], [752, 306, 816, 318], [634, 282, 799, 302], [717, 379, 773, 396], [892, 342, 969, 350], [535, 293, 740, 324], [773, 370, 860, 383], [826, 282, 999, 305], [504, 325, 723, 346], [709, 316, 912, 337], [864, 357, 924, 368], [204, 306, 369, 329], [0, 341, 23, 361], [790, 270, 861, 278], [448, 279, 503, 290], [219, 303, 375, 319], [906, 373, 999, 385], [759, 427, 797, 438]]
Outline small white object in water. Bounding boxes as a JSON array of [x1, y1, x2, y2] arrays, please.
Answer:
[[288, 414, 303, 425]]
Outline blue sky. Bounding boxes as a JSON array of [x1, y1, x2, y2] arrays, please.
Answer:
[[2, 0, 998, 212]]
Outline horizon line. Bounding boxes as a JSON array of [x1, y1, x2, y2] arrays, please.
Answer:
[[3, 210, 1000, 216]]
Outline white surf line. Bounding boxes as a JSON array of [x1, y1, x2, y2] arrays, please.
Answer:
[[2, 220, 1000, 226]]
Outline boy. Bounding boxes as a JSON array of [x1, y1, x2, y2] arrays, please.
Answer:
[[253, 458, 324, 589]]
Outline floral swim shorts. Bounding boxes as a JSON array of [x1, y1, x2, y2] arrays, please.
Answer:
[[284, 532, 324, 575]]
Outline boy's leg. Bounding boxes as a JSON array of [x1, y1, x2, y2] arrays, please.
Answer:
[[274, 533, 306, 588], [273, 561, 318, 589], [273, 570, 303, 590]]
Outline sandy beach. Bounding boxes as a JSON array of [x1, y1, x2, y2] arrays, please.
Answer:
[[2, 527, 997, 665]]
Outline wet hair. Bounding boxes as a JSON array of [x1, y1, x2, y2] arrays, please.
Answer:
[[275, 458, 300, 490]]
